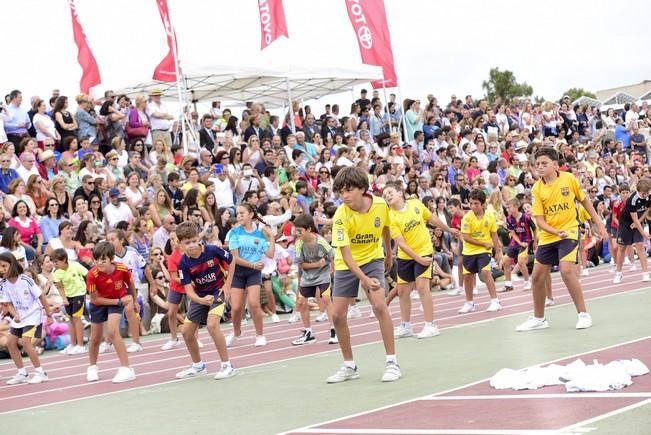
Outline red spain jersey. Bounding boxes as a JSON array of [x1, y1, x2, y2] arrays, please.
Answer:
[[86, 262, 131, 299]]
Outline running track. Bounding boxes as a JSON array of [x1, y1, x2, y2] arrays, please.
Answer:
[[0, 266, 646, 415]]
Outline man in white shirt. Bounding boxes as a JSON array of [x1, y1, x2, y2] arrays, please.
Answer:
[[146, 89, 174, 150], [262, 166, 280, 200], [209, 165, 236, 209], [16, 152, 40, 183], [152, 215, 175, 250], [104, 188, 134, 229]]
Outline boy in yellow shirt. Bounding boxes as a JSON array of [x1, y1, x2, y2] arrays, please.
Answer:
[[328, 167, 398, 384], [52, 249, 88, 355], [459, 190, 503, 314], [516, 147, 607, 332]]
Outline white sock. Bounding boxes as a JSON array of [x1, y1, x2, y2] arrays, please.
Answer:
[[505, 281, 512, 287], [192, 361, 205, 368], [221, 361, 231, 368], [344, 360, 356, 369], [424, 321, 435, 328], [35, 367, 45, 374], [17, 368, 27, 375], [491, 298, 499, 303], [534, 316, 545, 321], [385, 354, 397, 364], [401, 322, 411, 328]]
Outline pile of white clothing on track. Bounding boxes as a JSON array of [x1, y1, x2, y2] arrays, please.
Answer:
[[489, 358, 649, 392]]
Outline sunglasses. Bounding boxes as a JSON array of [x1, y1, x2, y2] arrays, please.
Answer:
[[319, 171, 329, 174], [156, 276, 165, 280]]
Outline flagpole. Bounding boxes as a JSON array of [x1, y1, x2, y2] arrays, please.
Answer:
[[286, 77, 296, 133], [168, 13, 187, 155]]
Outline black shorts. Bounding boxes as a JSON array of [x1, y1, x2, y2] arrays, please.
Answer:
[[10, 324, 43, 339], [617, 225, 643, 246], [299, 283, 331, 299], [535, 239, 578, 265], [65, 295, 86, 318], [232, 265, 262, 289], [462, 253, 491, 275], [506, 245, 527, 261], [168, 290, 184, 305], [185, 290, 225, 325], [262, 271, 277, 282], [89, 303, 124, 324], [608, 226, 618, 237], [396, 257, 432, 284]]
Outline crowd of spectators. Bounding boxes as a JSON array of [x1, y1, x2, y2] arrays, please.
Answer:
[[0, 85, 649, 354]]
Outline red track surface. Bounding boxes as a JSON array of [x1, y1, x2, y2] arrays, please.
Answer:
[[0, 266, 646, 415], [300, 338, 651, 433]]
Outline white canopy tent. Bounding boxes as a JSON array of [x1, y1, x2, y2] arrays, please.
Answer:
[[117, 64, 383, 107]]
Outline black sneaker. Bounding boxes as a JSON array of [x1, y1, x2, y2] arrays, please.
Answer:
[[328, 328, 338, 344], [291, 330, 316, 346]]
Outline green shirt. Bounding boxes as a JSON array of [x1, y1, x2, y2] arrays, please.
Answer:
[[52, 261, 88, 298]]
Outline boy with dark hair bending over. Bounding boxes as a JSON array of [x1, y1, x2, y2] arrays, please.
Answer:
[[328, 166, 399, 383], [517, 147, 607, 332], [174, 222, 236, 380]]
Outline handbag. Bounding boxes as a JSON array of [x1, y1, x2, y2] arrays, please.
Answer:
[[126, 123, 148, 138]]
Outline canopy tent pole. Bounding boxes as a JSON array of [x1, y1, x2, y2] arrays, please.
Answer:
[[286, 77, 296, 133], [396, 86, 407, 144]]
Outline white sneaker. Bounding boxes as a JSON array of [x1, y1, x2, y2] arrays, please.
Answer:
[[197, 339, 204, 348], [417, 325, 440, 339], [486, 300, 502, 312], [59, 344, 73, 355], [6, 372, 29, 385], [288, 313, 300, 323], [326, 365, 360, 384], [581, 268, 589, 277], [86, 365, 100, 382], [545, 297, 555, 307], [624, 257, 631, 265], [458, 301, 475, 314], [476, 280, 485, 288], [410, 290, 419, 300], [315, 312, 328, 322], [499, 285, 514, 293], [368, 309, 376, 318], [175, 363, 207, 379], [472, 288, 479, 296], [69, 345, 87, 355], [523, 281, 532, 291], [630, 264, 637, 272], [576, 312, 593, 330], [643, 274, 650, 282], [381, 361, 402, 382], [241, 317, 249, 326], [271, 313, 280, 323], [214, 364, 236, 380], [291, 329, 316, 346], [112, 367, 136, 384], [255, 335, 267, 346], [126, 342, 142, 353], [347, 305, 362, 319], [28, 371, 48, 384], [609, 264, 616, 273], [516, 316, 549, 332], [161, 338, 181, 351], [225, 333, 239, 347], [98, 342, 114, 354], [447, 286, 462, 296], [394, 324, 414, 338], [613, 273, 623, 284]]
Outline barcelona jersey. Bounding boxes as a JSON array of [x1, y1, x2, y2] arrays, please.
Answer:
[[179, 245, 232, 296]]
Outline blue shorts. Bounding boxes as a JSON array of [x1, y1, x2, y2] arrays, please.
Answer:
[[232, 265, 262, 289], [89, 303, 124, 324], [168, 290, 184, 305]]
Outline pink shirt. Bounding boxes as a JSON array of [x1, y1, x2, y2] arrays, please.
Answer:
[[8, 217, 41, 244]]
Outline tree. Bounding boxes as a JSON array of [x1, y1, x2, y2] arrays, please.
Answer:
[[481, 68, 533, 103], [562, 88, 597, 103]]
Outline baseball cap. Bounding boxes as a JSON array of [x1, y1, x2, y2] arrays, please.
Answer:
[[109, 187, 121, 197]]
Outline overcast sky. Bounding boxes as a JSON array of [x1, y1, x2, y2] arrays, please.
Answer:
[[3, 0, 650, 113]]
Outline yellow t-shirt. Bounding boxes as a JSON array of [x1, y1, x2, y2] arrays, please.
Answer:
[[531, 171, 584, 246], [389, 198, 433, 260], [52, 261, 88, 298], [461, 210, 496, 256], [332, 195, 389, 271]]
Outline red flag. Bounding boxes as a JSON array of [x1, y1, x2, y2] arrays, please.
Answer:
[[69, 0, 101, 93], [344, 0, 398, 88], [258, 0, 289, 50], [153, 0, 179, 82]]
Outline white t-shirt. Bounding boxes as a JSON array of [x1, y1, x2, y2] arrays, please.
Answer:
[[210, 176, 234, 208], [262, 244, 289, 275], [114, 248, 146, 284], [0, 112, 8, 143], [104, 202, 134, 229], [33, 113, 56, 142], [0, 275, 43, 328], [146, 101, 172, 131]]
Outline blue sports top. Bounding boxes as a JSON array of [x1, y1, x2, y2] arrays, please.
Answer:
[[227, 225, 269, 263], [179, 244, 232, 296]]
